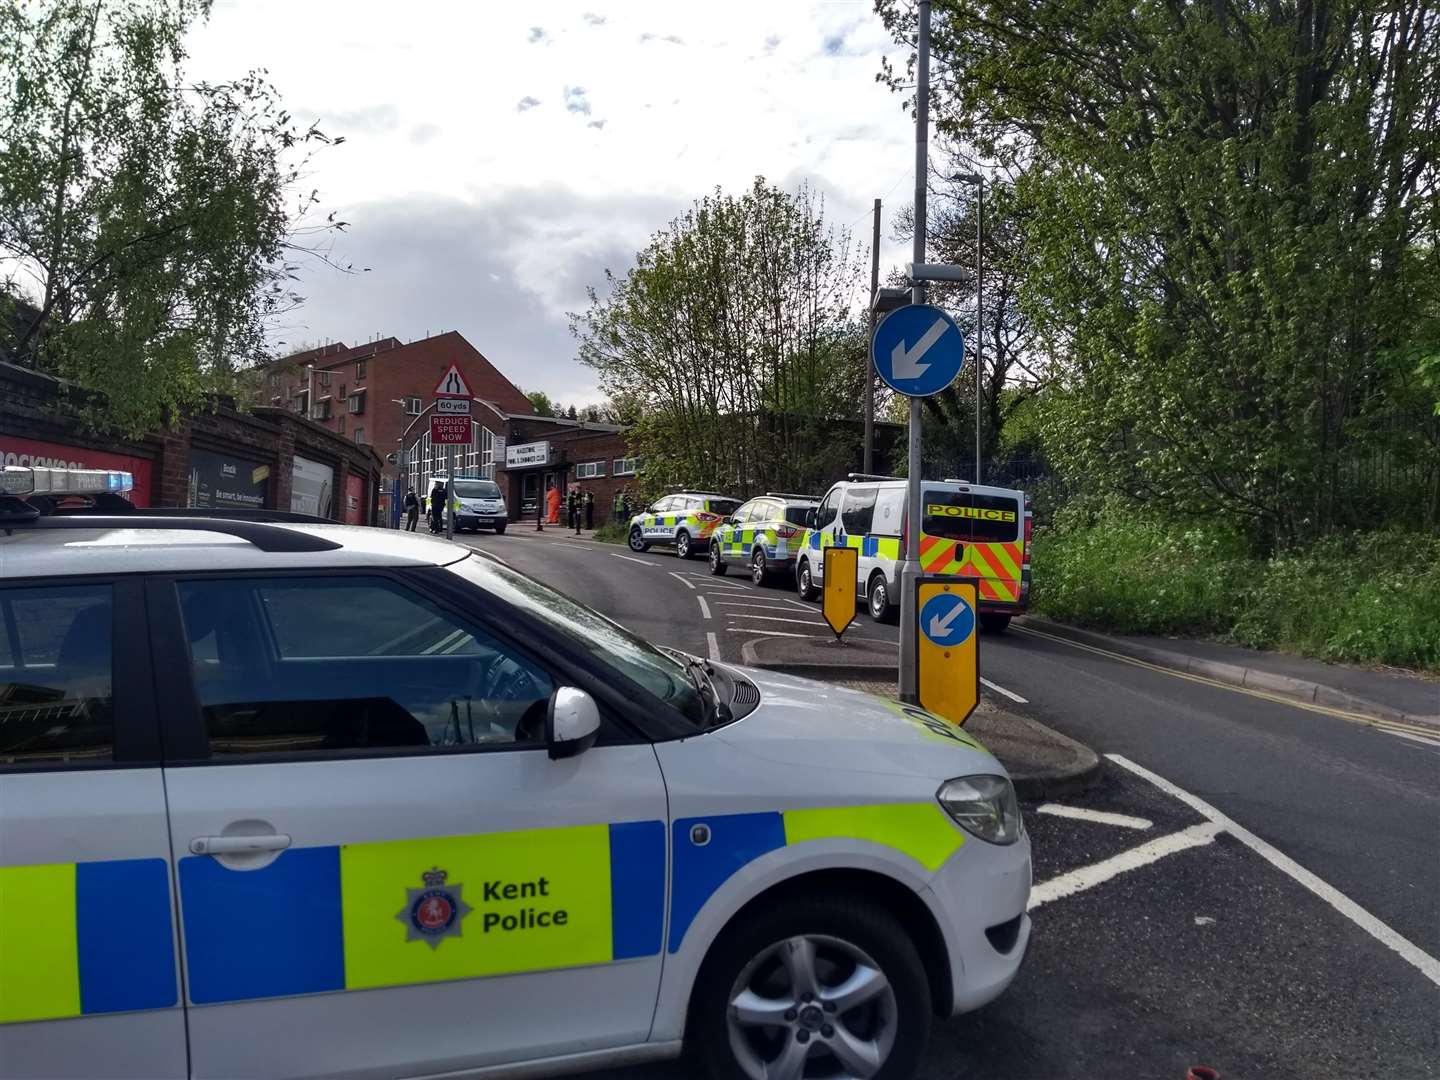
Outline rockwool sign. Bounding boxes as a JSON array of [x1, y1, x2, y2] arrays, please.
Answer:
[[1, 435, 154, 506]]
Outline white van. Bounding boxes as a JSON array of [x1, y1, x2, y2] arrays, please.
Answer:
[[796, 475, 1031, 631]]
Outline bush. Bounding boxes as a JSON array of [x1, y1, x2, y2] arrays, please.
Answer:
[[591, 521, 629, 546], [1031, 509, 1440, 672]]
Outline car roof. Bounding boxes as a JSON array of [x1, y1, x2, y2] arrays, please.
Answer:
[[0, 522, 469, 579]]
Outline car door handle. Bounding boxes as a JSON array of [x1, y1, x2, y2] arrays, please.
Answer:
[[189, 834, 292, 856]]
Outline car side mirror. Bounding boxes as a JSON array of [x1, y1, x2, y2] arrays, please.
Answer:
[[546, 686, 600, 760]]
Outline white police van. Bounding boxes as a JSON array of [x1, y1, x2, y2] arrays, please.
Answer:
[[0, 465, 1030, 1080], [430, 475, 508, 534]]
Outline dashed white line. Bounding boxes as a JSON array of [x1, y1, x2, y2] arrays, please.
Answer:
[[727, 613, 827, 627], [706, 631, 720, 661], [1108, 753, 1440, 988], [696, 596, 711, 620], [1036, 804, 1152, 830], [612, 553, 657, 566], [667, 572, 697, 590], [1027, 822, 1221, 912], [712, 600, 811, 613], [980, 677, 1028, 704], [724, 628, 823, 639]]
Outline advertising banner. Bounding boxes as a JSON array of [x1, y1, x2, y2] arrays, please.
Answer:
[[1, 436, 154, 506], [189, 449, 269, 510], [290, 455, 335, 518]]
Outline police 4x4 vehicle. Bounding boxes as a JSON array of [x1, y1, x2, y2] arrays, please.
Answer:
[[796, 475, 1031, 630], [708, 493, 819, 585], [1, 465, 1030, 1080], [627, 490, 741, 559]]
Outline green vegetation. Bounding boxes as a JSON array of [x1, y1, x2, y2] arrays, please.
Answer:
[[1032, 506, 1440, 673], [590, 522, 628, 546]]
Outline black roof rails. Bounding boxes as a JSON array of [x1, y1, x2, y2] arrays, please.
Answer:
[[764, 492, 820, 502], [23, 516, 343, 553]]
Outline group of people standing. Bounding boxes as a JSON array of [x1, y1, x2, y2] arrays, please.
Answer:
[[398, 480, 639, 536], [400, 482, 448, 533]]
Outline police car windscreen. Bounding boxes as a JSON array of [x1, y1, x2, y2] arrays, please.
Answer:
[[708, 499, 741, 516], [922, 489, 1021, 543], [453, 480, 501, 499]]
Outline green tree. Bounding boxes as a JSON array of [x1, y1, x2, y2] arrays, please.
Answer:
[[571, 178, 864, 496], [524, 389, 556, 416], [878, 0, 1439, 545], [0, 0, 344, 435]]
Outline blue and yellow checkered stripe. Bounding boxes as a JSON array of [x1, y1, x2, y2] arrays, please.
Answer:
[[802, 531, 900, 559], [667, 804, 962, 952], [0, 858, 177, 1024], [177, 820, 665, 1005]]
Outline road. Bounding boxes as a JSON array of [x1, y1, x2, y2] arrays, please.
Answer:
[[461, 527, 1440, 1078]]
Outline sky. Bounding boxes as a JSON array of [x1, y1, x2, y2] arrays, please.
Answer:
[[188, 0, 918, 405]]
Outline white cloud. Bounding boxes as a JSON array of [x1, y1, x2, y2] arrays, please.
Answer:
[[186, 1, 918, 401]]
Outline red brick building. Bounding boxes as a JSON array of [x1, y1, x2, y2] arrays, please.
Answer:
[[265, 331, 535, 520]]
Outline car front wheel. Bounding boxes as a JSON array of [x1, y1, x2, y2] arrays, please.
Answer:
[[690, 895, 930, 1080], [493, 524, 506, 535], [629, 527, 650, 552], [868, 573, 898, 623], [709, 543, 728, 575], [796, 560, 819, 601], [979, 613, 1012, 634]]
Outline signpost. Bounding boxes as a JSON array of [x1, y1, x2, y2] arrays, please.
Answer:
[[914, 577, 979, 725], [822, 546, 857, 639], [432, 364, 473, 541]]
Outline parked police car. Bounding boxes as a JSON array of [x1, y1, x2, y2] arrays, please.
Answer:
[[627, 490, 741, 559], [797, 475, 1031, 630], [708, 492, 819, 585], [1, 466, 1030, 1080]]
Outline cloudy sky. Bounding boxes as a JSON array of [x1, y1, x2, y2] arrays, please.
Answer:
[[189, 1, 917, 404]]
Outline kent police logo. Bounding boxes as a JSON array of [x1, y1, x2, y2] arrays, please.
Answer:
[[396, 867, 473, 949]]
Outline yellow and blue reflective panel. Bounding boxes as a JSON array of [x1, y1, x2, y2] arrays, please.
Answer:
[[667, 805, 963, 952], [178, 820, 665, 1005], [0, 858, 177, 1024]]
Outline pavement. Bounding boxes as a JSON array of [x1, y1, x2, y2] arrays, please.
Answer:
[[450, 526, 1440, 1080]]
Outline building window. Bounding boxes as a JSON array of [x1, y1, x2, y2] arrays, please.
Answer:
[[575, 460, 604, 479], [613, 456, 640, 476], [339, 383, 347, 399], [318, 371, 332, 387], [336, 415, 345, 434], [348, 393, 365, 415], [404, 396, 422, 415], [313, 400, 331, 421], [354, 428, 365, 445], [267, 372, 279, 387], [356, 359, 367, 380]]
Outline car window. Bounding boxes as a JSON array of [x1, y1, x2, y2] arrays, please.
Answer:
[[453, 480, 501, 499], [707, 498, 741, 516], [651, 496, 677, 513], [783, 504, 815, 527], [0, 584, 114, 766], [686, 496, 706, 511], [815, 488, 841, 529], [873, 486, 906, 537], [922, 488, 1022, 543], [175, 577, 555, 756], [446, 555, 707, 729], [751, 499, 780, 523], [730, 500, 758, 524], [841, 486, 877, 535]]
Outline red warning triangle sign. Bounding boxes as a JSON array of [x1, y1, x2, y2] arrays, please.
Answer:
[[433, 364, 472, 398]]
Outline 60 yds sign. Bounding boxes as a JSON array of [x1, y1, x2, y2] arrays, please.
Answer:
[[430, 414, 470, 445]]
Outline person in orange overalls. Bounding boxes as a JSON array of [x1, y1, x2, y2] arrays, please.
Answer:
[[546, 482, 561, 525]]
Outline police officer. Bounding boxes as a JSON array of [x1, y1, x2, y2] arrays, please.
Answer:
[[619, 488, 631, 522], [403, 487, 419, 532], [584, 490, 595, 530], [428, 480, 446, 534], [567, 487, 581, 534]]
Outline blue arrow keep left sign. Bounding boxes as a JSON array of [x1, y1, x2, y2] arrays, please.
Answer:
[[872, 304, 965, 397], [920, 591, 975, 647]]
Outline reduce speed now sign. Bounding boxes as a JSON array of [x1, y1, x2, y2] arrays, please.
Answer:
[[430, 414, 470, 445]]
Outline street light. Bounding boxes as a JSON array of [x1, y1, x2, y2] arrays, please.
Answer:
[[954, 171, 983, 484]]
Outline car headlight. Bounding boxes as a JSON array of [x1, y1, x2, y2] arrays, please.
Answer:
[[937, 774, 1022, 845]]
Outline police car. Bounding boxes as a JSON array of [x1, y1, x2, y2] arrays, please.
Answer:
[[796, 475, 1031, 630], [708, 492, 819, 585], [1, 466, 1030, 1080], [627, 490, 741, 559]]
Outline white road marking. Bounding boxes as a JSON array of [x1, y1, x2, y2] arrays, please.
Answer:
[[696, 596, 711, 620], [612, 552, 657, 566], [1380, 728, 1440, 748], [1027, 822, 1222, 913], [980, 677, 1028, 704], [727, 613, 827, 627], [725, 628, 824, 639], [667, 572, 697, 590], [1036, 804, 1152, 830], [1108, 753, 1440, 987], [712, 600, 811, 612], [698, 580, 749, 591], [706, 631, 720, 661]]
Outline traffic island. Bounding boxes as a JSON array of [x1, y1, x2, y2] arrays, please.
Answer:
[[740, 635, 1103, 799]]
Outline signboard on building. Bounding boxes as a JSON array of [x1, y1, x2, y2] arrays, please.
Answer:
[[290, 455, 335, 517], [505, 440, 551, 468], [435, 398, 471, 415], [2, 435, 154, 507], [430, 414, 470, 445], [189, 449, 269, 509]]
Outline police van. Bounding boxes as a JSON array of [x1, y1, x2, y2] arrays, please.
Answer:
[[627, 490, 741, 559], [431, 475, 508, 534], [796, 475, 1031, 630], [0, 465, 1030, 1080]]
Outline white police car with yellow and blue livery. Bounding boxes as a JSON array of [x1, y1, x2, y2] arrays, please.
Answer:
[[0, 465, 1030, 1080], [708, 492, 819, 585], [627, 490, 740, 559]]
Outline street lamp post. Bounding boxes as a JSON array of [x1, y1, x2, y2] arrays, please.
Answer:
[[955, 172, 984, 483]]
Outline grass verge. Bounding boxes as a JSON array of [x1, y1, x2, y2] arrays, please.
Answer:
[[591, 521, 629, 545]]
